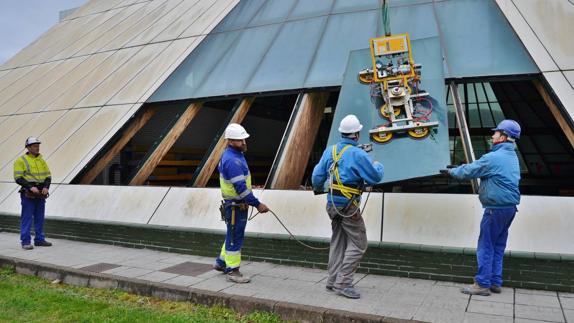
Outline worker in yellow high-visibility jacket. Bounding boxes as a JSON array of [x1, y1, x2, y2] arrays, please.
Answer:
[[13, 137, 52, 250]]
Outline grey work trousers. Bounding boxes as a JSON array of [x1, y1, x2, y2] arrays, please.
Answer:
[[326, 204, 368, 289]]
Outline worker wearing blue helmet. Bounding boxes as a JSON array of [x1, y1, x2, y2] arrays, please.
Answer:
[[440, 119, 521, 296]]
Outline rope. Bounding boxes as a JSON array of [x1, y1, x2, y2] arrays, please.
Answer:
[[249, 210, 330, 250], [247, 191, 372, 251]]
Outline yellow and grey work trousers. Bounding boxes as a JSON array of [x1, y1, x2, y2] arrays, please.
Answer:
[[326, 204, 368, 289], [216, 203, 248, 273]]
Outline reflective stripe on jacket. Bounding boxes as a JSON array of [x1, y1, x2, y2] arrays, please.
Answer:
[[219, 146, 260, 207], [13, 154, 51, 184]]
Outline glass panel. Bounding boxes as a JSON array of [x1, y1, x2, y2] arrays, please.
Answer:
[[20, 52, 113, 114], [75, 43, 169, 108], [478, 103, 495, 128], [109, 37, 200, 105], [212, 0, 266, 32], [247, 0, 298, 27], [468, 103, 481, 128], [49, 46, 139, 110], [332, 0, 379, 14], [246, 17, 327, 92], [288, 0, 334, 20], [194, 24, 282, 98], [390, 2, 437, 40], [148, 30, 242, 102], [435, 0, 538, 77], [304, 10, 380, 87]]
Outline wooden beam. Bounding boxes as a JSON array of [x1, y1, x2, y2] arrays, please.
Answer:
[[129, 102, 203, 186], [270, 92, 329, 189], [533, 79, 574, 149], [79, 106, 158, 184], [191, 97, 254, 187]]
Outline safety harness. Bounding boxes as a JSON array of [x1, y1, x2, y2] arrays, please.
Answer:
[[329, 144, 363, 211]]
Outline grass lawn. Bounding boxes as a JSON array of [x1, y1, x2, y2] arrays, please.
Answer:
[[0, 267, 284, 323]]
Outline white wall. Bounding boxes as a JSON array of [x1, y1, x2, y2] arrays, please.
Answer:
[[0, 184, 572, 254]]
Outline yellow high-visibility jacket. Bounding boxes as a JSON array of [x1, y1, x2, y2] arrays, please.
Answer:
[[13, 153, 51, 189]]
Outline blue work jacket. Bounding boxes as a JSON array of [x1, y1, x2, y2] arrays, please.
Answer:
[[449, 142, 521, 208], [219, 146, 260, 207], [312, 138, 384, 206]]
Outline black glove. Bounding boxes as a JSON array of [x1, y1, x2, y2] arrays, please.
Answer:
[[446, 165, 458, 169], [439, 169, 451, 177]]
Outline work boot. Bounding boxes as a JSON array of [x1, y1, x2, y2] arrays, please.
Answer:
[[34, 240, 52, 247], [22, 244, 34, 250], [461, 283, 491, 296], [226, 270, 250, 283], [213, 264, 224, 272], [326, 285, 334, 292], [335, 286, 361, 299], [490, 285, 502, 294]]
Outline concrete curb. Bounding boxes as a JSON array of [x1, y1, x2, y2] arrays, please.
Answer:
[[0, 255, 424, 323]]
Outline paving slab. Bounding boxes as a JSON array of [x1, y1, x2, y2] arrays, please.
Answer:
[[0, 232, 571, 322], [515, 304, 565, 322]]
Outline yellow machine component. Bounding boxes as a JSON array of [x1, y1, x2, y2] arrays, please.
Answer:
[[380, 104, 401, 118], [407, 126, 430, 139], [370, 131, 393, 144], [359, 32, 438, 144]]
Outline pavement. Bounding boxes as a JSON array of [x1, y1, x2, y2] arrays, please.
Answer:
[[0, 232, 572, 323]]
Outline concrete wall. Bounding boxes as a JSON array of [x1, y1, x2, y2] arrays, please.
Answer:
[[0, 184, 572, 254]]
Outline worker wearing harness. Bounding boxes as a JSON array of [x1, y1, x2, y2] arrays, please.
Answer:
[[312, 115, 384, 299], [13, 137, 52, 250], [441, 120, 521, 296], [214, 123, 269, 283]]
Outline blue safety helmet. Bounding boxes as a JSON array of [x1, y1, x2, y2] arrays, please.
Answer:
[[492, 119, 521, 139]]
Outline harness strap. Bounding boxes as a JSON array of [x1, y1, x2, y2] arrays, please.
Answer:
[[331, 145, 362, 206]]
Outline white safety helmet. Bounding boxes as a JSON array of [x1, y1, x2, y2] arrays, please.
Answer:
[[224, 123, 250, 140], [338, 114, 363, 134], [25, 137, 41, 147]]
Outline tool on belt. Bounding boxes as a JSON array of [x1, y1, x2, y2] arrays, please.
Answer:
[[219, 200, 248, 246]]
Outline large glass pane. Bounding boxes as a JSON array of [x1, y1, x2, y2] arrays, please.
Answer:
[[212, 0, 266, 32], [288, 0, 333, 20], [304, 10, 379, 87], [248, 0, 298, 27], [148, 30, 242, 102], [194, 24, 282, 98], [246, 17, 327, 92], [332, 0, 379, 14]]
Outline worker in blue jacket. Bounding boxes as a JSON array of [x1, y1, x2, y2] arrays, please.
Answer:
[[312, 114, 384, 299], [441, 119, 521, 296], [214, 123, 269, 283]]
